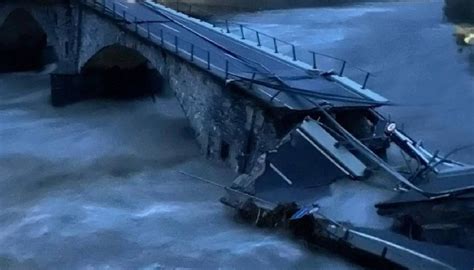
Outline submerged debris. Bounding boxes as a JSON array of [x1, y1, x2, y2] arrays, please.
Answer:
[[454, 25, 474, 46], [222, 106, 474, 269]]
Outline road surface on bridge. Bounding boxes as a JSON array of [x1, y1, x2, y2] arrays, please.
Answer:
[[98, 0, 387, 110]]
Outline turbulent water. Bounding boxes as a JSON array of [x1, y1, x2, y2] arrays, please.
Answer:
[[1, 1, 473, 269], [0, 71, 358, 269]]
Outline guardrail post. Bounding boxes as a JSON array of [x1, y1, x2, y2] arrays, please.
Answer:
[[256, 32, 261, 47], [134, 17, 138, 33], [122, 10, 126, 20], [175, 36, 179, 54], [273, 38, 278, 53], [225, 60, 229, 80], [240, 25, 245, 40], [147, 22, 151, 39], [250, 72, 256, 89], [102, 0, 106, 12], [362, 72, 370, 89], [339, 60, 346, 76], [292, 45, 297, 61], [160, 29, 164, 46], [112, 3, 116, 19], [312, 52, 317, 69], [190, 44, 194, 62], [271, 91, 282, 102], [207, 51, 211, 70], [225, 20, 230, 33]]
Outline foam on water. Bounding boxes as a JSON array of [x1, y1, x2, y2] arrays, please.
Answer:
[[0, 72, 359, 269], [314, 179, 394, 229]]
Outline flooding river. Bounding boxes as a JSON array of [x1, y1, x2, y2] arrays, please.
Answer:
[[0, 0, 473, 269], [0, 71, 360, 269]]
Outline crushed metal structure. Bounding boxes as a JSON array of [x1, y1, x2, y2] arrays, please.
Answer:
[[222, 103, 474, 269]]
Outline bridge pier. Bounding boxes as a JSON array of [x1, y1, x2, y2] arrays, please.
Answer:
[[35, 1, 288, 172], [50, 68, 83, 106], [0, 0, 303, 173]]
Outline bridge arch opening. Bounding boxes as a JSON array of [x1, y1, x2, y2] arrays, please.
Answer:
[[0, 9, 51, 72], [81, 45, 163, 100]]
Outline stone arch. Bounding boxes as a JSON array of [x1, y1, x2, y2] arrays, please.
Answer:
[[80, 44, 163, 100], [0, 8, 57, 72]]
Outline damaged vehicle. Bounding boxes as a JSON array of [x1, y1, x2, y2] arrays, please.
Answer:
[[221, 99, 474, 269]]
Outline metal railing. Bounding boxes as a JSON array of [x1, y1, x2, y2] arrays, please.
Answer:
[[148, 0, 373, 89], [84, 0, 261, 85], [213, 19, 373, 89]]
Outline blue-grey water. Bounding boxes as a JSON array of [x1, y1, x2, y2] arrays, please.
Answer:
[[0, 70, 360, 269], [0, 1, 473, 269]]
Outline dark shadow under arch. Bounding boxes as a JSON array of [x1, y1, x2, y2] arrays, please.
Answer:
[[444, 0, 474, 24], [80, 45, 163, 100], [0, 8, 55, 72]]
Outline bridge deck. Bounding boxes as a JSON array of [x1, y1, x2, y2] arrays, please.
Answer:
[[95, 0, 388, 110]]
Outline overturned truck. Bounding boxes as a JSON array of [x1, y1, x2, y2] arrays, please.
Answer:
[[221, 93, 474, 269]]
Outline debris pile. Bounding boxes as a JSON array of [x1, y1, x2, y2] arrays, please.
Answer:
[[222, 107, 474, 269]]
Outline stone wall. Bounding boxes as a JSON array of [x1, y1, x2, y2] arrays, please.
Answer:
[[0, 1, 80, 72], [77, 6, 287, 172]]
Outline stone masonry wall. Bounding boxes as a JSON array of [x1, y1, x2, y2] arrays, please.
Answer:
[[77, 6, 285, 172]]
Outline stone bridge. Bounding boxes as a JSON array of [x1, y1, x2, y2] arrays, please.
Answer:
[[4, 2, 474, 268], [0, 0, 385, 173]]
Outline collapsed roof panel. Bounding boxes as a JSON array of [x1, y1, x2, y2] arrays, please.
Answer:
[[253, 118, 369, 204]]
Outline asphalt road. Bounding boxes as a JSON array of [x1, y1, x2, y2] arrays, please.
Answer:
[[94, 0, 385, 110]]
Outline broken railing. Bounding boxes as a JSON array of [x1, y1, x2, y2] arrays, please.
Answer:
[[83, 0, 378, 106]]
